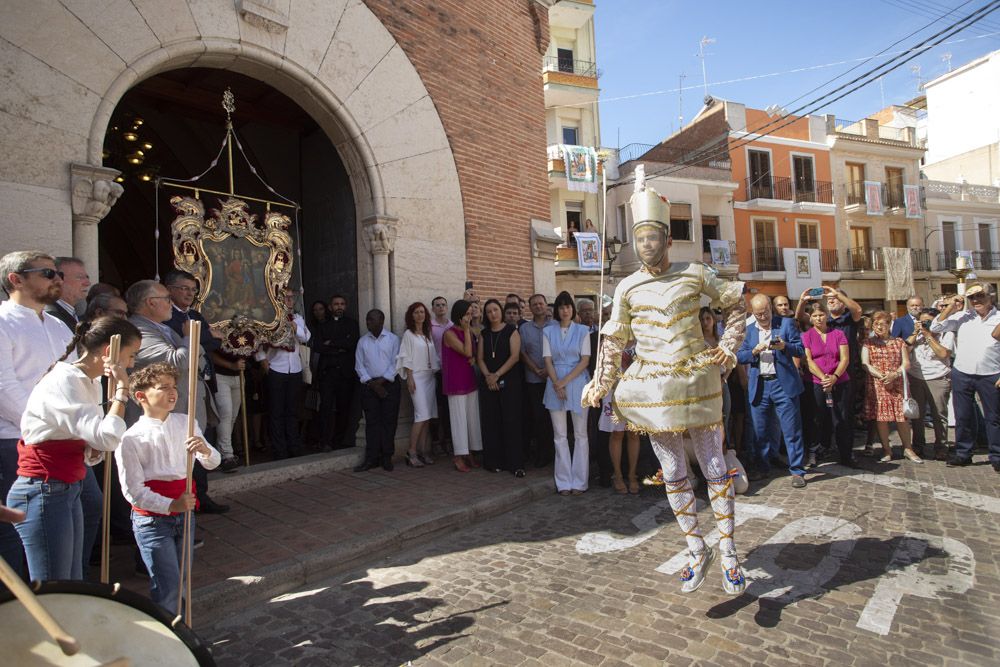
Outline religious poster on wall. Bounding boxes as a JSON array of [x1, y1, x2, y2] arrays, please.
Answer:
[[575, 232, 602, 271], [171, 195, 295, 355], [708, 239, 732, 265], [904, 184, 921, 218], [563, 145, 598, 193], [865, 181, 884, 215], [782, 247, 820, 299]]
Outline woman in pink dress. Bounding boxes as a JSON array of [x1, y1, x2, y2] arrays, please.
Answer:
[[862, 311, 920, 463]]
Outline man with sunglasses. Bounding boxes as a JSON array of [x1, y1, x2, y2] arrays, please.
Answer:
[[0, 251, 74, 579], [931, 283, 1000, 471]]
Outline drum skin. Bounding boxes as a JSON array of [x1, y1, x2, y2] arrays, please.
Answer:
[[0, 581, 215, 666]]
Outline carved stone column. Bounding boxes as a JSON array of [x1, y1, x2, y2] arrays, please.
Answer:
[[70, 164, 124, 275], [361, 214, 399, 327]]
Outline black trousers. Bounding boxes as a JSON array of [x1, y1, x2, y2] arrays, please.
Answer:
[[267, 371, 302, 458], [479, 381, 524, 472], [812, 381, 854, 463], [318, 368, 357, 449], [523, 382, 553, 464], [361, 379, 401, 464]]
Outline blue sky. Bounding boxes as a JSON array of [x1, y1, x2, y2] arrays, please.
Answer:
[[594, 0, 1000, 148]]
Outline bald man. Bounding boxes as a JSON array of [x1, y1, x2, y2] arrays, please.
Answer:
[[736, 294, 807, 487]]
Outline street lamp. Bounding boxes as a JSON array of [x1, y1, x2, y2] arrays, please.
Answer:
[[606, 236, 624, 279]]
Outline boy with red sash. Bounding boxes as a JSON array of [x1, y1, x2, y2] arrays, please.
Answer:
[[115, 362, 219, 614]]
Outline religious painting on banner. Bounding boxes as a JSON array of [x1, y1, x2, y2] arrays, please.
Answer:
[[170, 195, 295, 355], [708, 239, 732, 266], [904, 185, 921, 219], [575, 232, 602, 271], [782, 248, 820, 299], [865, 181, 884, 215], [563, 145, 598, 193]]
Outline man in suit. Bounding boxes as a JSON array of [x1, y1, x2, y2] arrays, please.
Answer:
[[43, 256, 90, 331], [891, 295, 923, 340], [125, 280, 229, 513], [737, 294, 807, 488], [318, 294, 360, 450]]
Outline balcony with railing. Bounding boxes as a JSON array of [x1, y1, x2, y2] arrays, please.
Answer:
[[937, 251, 1000, 272], [884, 184, 905, 210], [543, 55, 599, 107], [547, 144, 602, 185], [739, 176, 834, 210], [844, 247, 931, 272], [750, 247, 784, 272], [617, 142, 655, 164], [841, 180, 911, 215], [912, 248, 931, 272], [819, 248, 839, 272]]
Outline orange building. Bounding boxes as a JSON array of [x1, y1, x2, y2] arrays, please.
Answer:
[[724, 102, 839, 297]]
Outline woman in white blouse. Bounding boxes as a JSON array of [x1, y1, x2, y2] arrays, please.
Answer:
[[7, 316, 140, 581], [398, 302, 440, 467]]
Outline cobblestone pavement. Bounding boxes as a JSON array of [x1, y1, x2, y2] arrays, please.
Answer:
[[205, 448, 1000, 666]]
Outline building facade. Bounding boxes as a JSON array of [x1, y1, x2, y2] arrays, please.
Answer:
[[826, 115, 928, 312], [0, 0, 558, 327]]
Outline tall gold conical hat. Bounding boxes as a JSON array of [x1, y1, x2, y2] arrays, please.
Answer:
[[630, 164, 670, 234]]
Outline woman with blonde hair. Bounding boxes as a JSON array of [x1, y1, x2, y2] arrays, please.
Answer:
[[862, 310, 919, 463]]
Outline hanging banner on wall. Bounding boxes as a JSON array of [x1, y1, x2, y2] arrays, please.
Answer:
[[904, 185, 921, 219], [575, 232, 602, 271], [563, 145, 599, 193], [708, 239, 732, 265], [865, 181, 884, 215], [782, 247, 820, 299]]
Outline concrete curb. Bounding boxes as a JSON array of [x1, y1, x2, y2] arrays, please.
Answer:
[[194, 474, 555, 620], [207, 449, 363, 496]]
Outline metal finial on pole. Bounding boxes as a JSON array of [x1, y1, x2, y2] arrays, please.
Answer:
[[222, 87, 236, 194], [222, 87, 236, 123]]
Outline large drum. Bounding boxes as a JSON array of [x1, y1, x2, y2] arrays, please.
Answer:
[[0, 580, 215, 666]]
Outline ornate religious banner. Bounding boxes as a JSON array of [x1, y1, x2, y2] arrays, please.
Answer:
[[904, 184, 921, 219], [170, 194, 295, 355], [864, 181, 884, 215]]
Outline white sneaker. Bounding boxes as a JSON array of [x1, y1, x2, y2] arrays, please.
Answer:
[[720, 553, 746, 595], [679, 545, 715, 593]]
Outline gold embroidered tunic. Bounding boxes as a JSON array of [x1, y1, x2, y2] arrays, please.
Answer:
[[599, 261, 745, 434]]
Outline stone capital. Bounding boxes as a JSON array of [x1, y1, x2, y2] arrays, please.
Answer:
[[361, 214, 399, 255], [70, 163, 124, 225]]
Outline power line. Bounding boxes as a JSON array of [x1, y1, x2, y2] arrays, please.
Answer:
[[624, 1, 1000, 187]]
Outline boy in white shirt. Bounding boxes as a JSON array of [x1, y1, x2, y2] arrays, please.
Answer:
[[116, 362, 220, 616]]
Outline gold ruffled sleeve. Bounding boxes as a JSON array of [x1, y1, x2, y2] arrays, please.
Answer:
[[589, 280, 633, 397], [702, 264, 746, 372]]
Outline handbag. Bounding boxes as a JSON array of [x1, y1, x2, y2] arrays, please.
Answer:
[[901, 370, 920, 420]]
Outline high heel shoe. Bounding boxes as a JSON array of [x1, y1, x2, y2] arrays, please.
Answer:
[[418, 452, 434, 465], [903, 448, 924, 464], [628, 475, 640, 495], [406, 452, 424, 468], [467, 454, 481, 469], [453, 456, 470, 473], [612, 474, 627, 495]]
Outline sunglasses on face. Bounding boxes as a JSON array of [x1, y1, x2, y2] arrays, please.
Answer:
[[19, 268, 63, 280]]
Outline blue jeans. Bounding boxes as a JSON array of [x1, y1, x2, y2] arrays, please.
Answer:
[[7, 476, 83, 581], [951, 368, 1000, 464], [749, 378, 806, 476], [133, 511, 193, 616], [0, 438, 25, 579], [80, 466, 102, 580]]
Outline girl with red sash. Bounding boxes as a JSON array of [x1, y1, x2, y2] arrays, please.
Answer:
[[115, 362, 220, 615], [7, 316, 140, 581]]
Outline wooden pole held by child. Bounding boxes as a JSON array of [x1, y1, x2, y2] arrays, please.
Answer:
[[100, 333, 121, 584], [239, 368, 250, 468], [176, 320, 201, 627]]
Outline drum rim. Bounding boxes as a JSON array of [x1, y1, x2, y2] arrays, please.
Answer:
[[0, 580, 216, 666]]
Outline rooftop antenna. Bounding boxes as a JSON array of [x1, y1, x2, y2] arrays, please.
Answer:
[[678, 72, 686, 127], [942, 52, 953, 72], [911, 64, 923, 91], [698, 37, 715, 97]]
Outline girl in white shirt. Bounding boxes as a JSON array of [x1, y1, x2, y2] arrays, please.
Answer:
[[7, 316, 139, 581]]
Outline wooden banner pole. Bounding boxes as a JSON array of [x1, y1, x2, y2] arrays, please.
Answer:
[[100, 334, 121, 584], [175, 320, 201, 627]]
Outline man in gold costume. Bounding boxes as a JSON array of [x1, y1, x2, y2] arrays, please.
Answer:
[[582, 165, 748, 594]]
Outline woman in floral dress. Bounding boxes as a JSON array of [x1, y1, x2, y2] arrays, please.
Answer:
[[862, 311, 920, 463]]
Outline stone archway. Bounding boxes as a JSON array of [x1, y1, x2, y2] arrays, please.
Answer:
[[15, 0, 468, 327]]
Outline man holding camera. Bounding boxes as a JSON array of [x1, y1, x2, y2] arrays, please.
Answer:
[[737, 294, 807, 487], [905, 307, 954, 460]]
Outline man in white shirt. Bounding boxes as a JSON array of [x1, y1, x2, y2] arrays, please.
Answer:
[[256, 290, 311, 460], [906, 307, 954, 460], [931, 283, 1000, 470], [0, 250, 73, 578], [353, 309, 401, 472]]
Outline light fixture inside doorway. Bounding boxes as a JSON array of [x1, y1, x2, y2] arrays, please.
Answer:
[[103, 111, 157, 184]]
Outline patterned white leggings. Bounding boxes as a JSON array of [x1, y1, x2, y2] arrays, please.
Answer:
[[650, 425, 737, 566]]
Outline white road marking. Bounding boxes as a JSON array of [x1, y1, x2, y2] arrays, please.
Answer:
[[822, 464, 1000, 515]]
